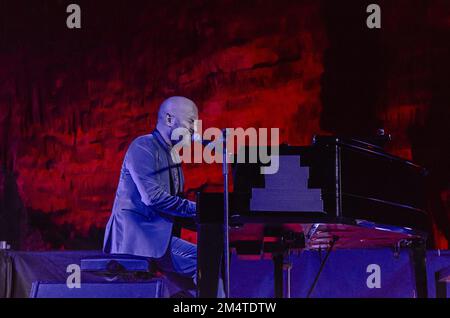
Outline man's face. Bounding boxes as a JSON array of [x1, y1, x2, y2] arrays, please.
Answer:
[[175, 107, 198, 135], [169, 104, 199, 145]]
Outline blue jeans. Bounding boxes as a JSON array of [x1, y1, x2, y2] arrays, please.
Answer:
[[154, 236, 224, 297], [154, 237, 197, 296]]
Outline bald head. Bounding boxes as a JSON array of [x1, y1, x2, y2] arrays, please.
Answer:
[[156, 96, 199, 145], [157, 96, 197, 123]]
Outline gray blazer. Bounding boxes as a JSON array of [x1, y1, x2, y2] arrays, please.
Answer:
[[103, 131, 196, 258]]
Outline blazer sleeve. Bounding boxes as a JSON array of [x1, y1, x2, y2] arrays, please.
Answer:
[[125, 137, 196, 218]]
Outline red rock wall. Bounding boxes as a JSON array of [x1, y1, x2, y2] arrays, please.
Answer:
[[0, 0, 448, 249]]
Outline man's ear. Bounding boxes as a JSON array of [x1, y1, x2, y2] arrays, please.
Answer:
[[166, 113, 173, 126]]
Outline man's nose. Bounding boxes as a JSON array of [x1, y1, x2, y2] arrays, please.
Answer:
[[188, 124, 195, 134]]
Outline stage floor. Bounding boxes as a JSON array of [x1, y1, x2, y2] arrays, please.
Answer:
[[1, 249, 449, 298]]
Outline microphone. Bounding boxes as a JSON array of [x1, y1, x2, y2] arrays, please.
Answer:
[[192, 129, 230, 145], [192, 132, 214, 146]]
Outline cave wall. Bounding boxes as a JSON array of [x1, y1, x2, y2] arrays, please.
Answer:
[[0, 0, 448, 249]]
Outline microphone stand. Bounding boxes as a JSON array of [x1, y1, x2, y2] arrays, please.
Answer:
[[222, 128, 230, 298]]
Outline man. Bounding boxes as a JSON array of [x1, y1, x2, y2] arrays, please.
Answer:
[[103, 96, 198, 293]]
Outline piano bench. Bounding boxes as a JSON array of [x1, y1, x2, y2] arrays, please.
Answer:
[[81, 255, 157, 281]]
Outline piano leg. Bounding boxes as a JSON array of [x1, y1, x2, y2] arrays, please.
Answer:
[[410, 240, 428, 298], [273, 253, 284, 298], [272, 251, 293, 298], [435, 272, 447, 298], [269, 231, 304, 298], [197, 223, 223, 298]]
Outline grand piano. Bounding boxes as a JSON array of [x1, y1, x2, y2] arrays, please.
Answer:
[[195, 135, 430, 298]]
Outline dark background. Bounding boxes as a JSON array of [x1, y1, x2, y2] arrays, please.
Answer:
[[0, 0, 448, 250]]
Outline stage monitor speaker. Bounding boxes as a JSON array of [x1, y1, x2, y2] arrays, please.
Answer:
[[30, 280, 167, 298]]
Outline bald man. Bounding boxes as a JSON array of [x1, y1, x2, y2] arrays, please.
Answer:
[[103, 96, 199, 294]]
